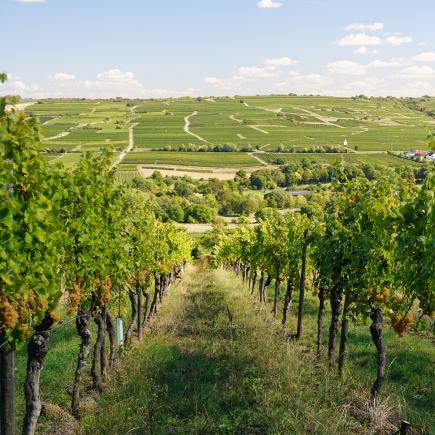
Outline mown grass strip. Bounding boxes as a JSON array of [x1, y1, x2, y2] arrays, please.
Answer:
[[82, 267, 415, 435]]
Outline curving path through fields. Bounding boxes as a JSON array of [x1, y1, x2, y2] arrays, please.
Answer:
[[119, 128, 134, 161], [184, 111, 211, 144]]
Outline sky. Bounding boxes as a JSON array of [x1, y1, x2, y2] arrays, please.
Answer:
[[1, 0, 434, 99]]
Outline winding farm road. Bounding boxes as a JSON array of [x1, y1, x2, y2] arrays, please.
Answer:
[[248, 152, 269, 166], [184, 111, 211, 144], [120, 128, 134, 161], [112, 128, 134, 168], [229, 114, 243, 123], [5, 102, 36, 112], [43, 131, 70, 141]]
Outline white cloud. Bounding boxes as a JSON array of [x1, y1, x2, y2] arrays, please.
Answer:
[[391, 81, 435, 97], [385, 36, 412, 46], [13, 0, 46, 2], [336, 33, 382, 46], [344, 22, 383, 31], [39, 69, 198, 98], [342, 77, 385, 92], [326, 60, 367, 75], [204, 76, 252, 90], [274, 74, 333, 93], [337, 33, 412, 47], [258, 0, 282, 8], [418, 42, 426, 46], [48, 72, 76, 85], [235, 66, 278, 78], [393, 66, 435, 79], [265, 57, 298, 66], [411, 52, 435, 62], [353, 46, 378, 54], [293, 74, 333, 87], [83, 69, 143, 92], [368, 59, 405, 68], [353, 46, 368, 54], [10, 81, 29, 91]]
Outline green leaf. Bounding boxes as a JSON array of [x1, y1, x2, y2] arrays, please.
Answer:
[[0, 208, 13, 229], [31, 227, 46, 243]]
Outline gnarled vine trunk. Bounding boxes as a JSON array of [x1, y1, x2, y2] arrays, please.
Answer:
[[251, 270, 257, 295], [282, 279, 294, 327], [137, 292, 143, 339], [316, 287, 326, 359], [258, 271, 265, 303], [71, 308, 92, 412], [272, 265, 281, 317], [328, 284, 343, 369], [90, 311, 105, 392], [150, 273, 160, 316], [0, 332, 15, 435], [100, 305, 107, 380], [141, 291, 151, 329], [338, 293, 350, 378], [105, 310, 116, 368], [22, 312, 54, 435], [264, 274, 272, 302], [158, 274, 165, 303], [124, 288, 138, 347], [370, 308, 387, 399]]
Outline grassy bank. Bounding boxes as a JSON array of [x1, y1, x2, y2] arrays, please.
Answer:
[[81, 266, 432, 434]]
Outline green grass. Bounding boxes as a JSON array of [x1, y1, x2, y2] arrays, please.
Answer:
[[81, 267, 434, 434], [123, 152, 261, 167]]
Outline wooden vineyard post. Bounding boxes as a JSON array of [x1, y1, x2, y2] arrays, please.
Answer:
[[296, 228, 309, 340], [0, 334, 15, 435]]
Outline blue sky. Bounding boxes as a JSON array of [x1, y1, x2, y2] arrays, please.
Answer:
[[1, 0, 434, 98]]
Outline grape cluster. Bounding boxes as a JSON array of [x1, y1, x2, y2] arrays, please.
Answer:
[[0, 297, 19, 329], [390, 312, 413, 337], [368, 287, 391, 307], [68, 283, 85, 315]]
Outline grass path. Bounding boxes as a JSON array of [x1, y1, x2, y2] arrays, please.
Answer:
[[81, 266, 415, 435]]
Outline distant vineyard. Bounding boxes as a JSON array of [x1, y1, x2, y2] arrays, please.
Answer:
[[116, 171, 141, 183], [122, 151, 260, 167]]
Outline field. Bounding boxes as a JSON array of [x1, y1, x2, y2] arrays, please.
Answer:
[[25, 96, 435, 170], [47, 151, 121, 168], [26, 101, 134, 152], [122, 152, 260, 167]]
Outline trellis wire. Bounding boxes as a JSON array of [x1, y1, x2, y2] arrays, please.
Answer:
[[0, 308, 102, 350]]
